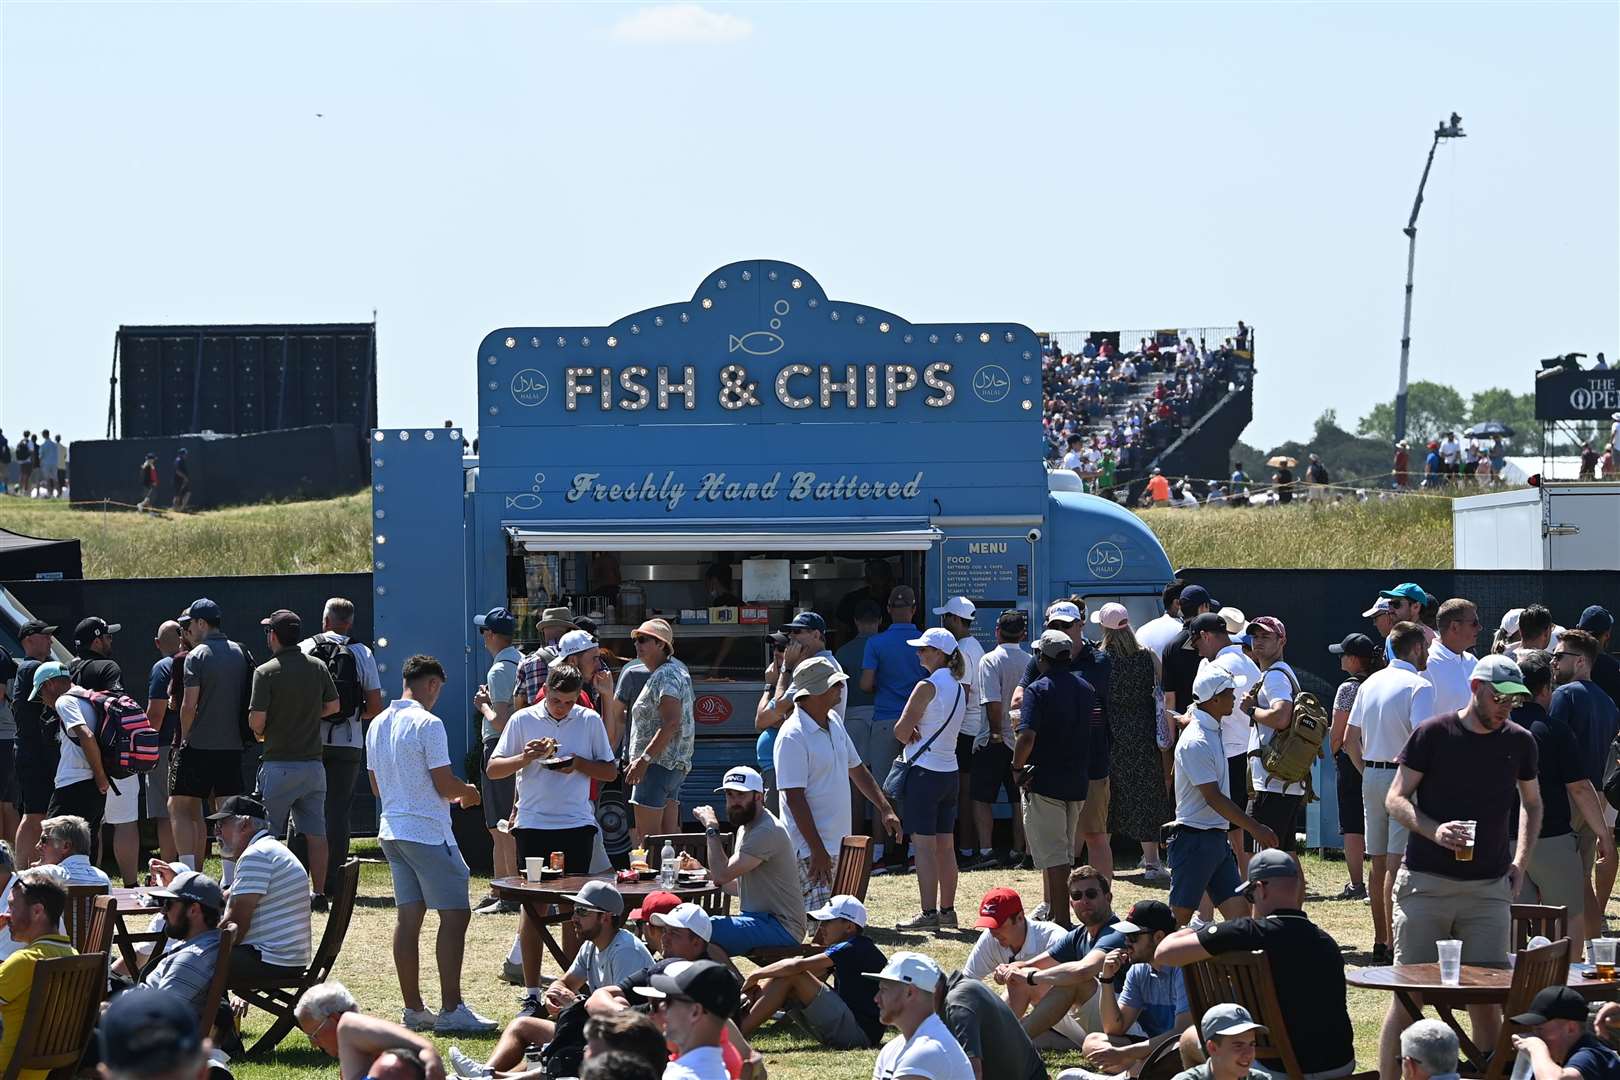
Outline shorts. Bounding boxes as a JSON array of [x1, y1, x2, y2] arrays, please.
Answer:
[[1024, 792, 1082, 870], [1334, 752, 1363, 837], [792, 985, 874, 1050], [258, 760, 327, 837], [1168, 827, 1242, 911], [1393, 867, 1511, 964], [900, 766, 958, 836], [968, 742, 1017, 804], [1225, 755, 1250, 815], [17, 743, 56, 814], [857, 714, 903, 794], [146, 747, 173, 818], [1521, 831, 1587, 926], [480, 736, 516, 828], [514, 825, 599, 874], [630, 761, 688, 809], [708, 911, 797, 955], [103, 775, 142, 826], [170, 746, 246, 800], [955, 734, 976, 772], [798, 855, 831, 913], [1577, 819, 1599, 876], [1076, 777, 1111, 835], [1246, 791, 1303, 853], [49, 777, 106, 832], [1362, 766, 1408, 857], [0, 740, 14, 805], [380, 838, 472, 909]]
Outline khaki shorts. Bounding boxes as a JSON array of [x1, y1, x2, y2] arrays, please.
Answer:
[[1394, 867, 1512, 964], [1024, 792, 1082, 870], [1076, 777, 1111, 835], [1577, 819, 1599, 876], [1041, 987, 1105, 1051], [1362, 767, 1409, 858], [1521, 831, 1587, 925]]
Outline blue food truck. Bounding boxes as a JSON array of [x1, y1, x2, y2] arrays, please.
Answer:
[[371, 260, 1172, 857]]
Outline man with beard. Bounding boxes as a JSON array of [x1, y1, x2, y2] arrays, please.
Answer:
[[143, 871, 227, 1017], [209, 795, 312, 982], [525, 881, 651, 1028], [634, 960, 745, 1080], [694, 767, 806, 957]]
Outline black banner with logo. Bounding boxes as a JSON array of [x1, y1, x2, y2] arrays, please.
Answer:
[[1535, 368, 1620, 420]]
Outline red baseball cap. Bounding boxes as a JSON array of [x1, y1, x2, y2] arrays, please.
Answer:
[[975, 887, 1024, 929], [1247, 616, 1287, 639], [630, 890, 682, 922]]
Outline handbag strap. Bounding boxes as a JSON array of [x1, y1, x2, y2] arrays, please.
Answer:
[[902, 683, 964, 766]]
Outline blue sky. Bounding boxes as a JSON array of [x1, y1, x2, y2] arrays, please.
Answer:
[[3, 2, 1615, 450]]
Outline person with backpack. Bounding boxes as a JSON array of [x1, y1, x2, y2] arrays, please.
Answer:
[[248, 609, 340, 906], [300, 598, 383, 901], [32, 661, 114, 859], [138, 453, 159, 511], [1241, 617, 1309, 854]]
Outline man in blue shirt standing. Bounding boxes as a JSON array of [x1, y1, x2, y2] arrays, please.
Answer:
[[1550, 628, 1620, 941], [861, 585, 926, 873], [1014, 630, 1094, 928]]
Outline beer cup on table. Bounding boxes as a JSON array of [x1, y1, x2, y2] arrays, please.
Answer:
[[1595, 938, 1618, 979]]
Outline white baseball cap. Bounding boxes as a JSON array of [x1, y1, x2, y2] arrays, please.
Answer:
[[715, 766, 765, 794], [651, 902, 713, 942], [1090, 603, 1129, 630], [864, 950, 943, 993], [1193, 661, 1249, 704], [1361, 597, 1396, 619], [1499, 608, 1523, 637], [932, 597, 976, 620], [808, 894, 868, 928], [1216, 606, 1248, 636], [1045, 601, 1082, 625], [555, 629, 597, 660], [906, 627, 959, 655]]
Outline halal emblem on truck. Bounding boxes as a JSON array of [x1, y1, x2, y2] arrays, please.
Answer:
[[694, 694, 734, 726]]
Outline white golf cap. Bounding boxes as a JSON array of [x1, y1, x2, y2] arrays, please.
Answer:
[[932, 596, 976, 620], [650, 902, 713, 942], [554, 629, 597, 660], [906, 627, 959, 655], [1499, 608, 1523, 636], [1216, 606, 1248, 636], [808, 894, 868, 928], [1090, 602, 1130, 630], [1361, 597, 1395, 618], [864, 950, 943, 992], [1193, 661, 1248, 704], [1045, 601, 1082, 625], [715, 766, 765, 794]]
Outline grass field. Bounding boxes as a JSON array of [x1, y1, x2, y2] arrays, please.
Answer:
[[1142, 495, 1454, 569], [221, 839, 1605, 1080]]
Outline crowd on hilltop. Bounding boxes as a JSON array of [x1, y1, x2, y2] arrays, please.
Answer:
[[1043, 327, 1252, 495], [0, 428, 70, 498]]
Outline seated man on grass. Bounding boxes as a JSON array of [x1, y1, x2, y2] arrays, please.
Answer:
[[738, 894, 885, 1049]]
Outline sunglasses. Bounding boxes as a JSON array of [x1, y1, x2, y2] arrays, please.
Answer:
[[1490, 692, 1528, 707], [1552, 651, 1578, 661], [1069, 888, 1103, 900]]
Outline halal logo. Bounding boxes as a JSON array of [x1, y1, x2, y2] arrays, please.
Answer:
[[971, 364, 1011, 403], [1086, 541, 1124, 580], [511, 369, 549, 407]]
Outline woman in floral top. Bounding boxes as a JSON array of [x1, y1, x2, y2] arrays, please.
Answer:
[[624, 618, 696, 843]]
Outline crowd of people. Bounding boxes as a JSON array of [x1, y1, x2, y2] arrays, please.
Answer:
[[7, 575, 1620, 1080], [0, 428, 69, 498]]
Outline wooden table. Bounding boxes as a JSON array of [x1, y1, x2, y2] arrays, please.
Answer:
[[1349, 963, 1620, 1068], [108, 887, 166, 976], [492, 874, 720, 971]]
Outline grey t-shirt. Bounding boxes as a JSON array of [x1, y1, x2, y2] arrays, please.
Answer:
[[613, 662, 651, 756], [182, 632, 250, 750], [736, 809, 806, 943], [942, 971, 1047, 1080]]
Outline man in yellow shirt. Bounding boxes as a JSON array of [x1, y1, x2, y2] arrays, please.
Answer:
[[0, 868, 77, 1078]]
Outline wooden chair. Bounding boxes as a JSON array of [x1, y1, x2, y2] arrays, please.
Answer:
[[232, 859, 360, 1058], [831, 835, 872, 903], [63, 883, 109, 953], [0, 953, 107, 1080], [1511, 904, 1569, 951], [198, 923, 239, 1042], [1471, 938, 1570, 1080], [81, 894, 117, 979]]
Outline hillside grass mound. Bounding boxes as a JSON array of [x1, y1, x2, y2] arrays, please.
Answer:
[[1139, 495, 1453, 569]]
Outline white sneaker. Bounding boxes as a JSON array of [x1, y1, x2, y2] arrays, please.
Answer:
[[401, 1007, 437, 1032], [1187, 913, 1210, 931], [1032, 902, 1051, 921], [449, 1047, 495, 1078], [435, 1003, 500, 1035]]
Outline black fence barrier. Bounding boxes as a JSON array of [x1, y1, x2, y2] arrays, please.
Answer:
[[1179, 568, 1620, 848]]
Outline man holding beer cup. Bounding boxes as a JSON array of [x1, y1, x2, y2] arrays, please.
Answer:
[[1376, 654, 1543, 1080]]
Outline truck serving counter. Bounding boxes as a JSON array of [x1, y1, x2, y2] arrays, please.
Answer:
[[369, 260, 1173, 851]]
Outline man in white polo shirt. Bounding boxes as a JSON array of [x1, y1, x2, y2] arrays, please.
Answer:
[[1425, 600, 1481, 715], [773, 657, 900, 913], [1343, 621, 1436, 964], [867, 952, 974, 1080]]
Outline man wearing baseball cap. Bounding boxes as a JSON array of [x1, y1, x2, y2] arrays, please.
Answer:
[[172, 598, 251, 873], [932, 597, 988, 868], [1575, 605, 1620, 711], [694, 766, 806, 957], [757, 610, 846, 835], [97, 987, 212, 1080], [473, 606, 523, 906], [1157, 850, 1355, 1078], [144, 871, 229, 1016], [1377, 653, 1541, 1079], [9, 619, 59, 863], [737, 895, 886, 1049], [1170, 1004, 1275, 1080], [1510, 985, 1620, 1080], [974, 609, 1032, 870], [1168, 665, 1277, 927], [70, 616, 123, 693], [634, 960, 745, 1080], [1378, 583, 1435, 660], [860, 585, 926, 873], [1077, 899, 1192, 1076], [1241, 617, 1307, 855], [867, 952, 975, 1080], [511, 607, 579, 710], [960, 886, 1066, 1017], [1363, 596, 1397, 641]]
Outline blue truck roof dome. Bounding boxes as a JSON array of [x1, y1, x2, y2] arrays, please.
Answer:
[[1046, 489, 1173, 589]]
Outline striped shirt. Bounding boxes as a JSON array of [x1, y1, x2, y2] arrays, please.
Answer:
[[148, 929, 221, 1014], [233, 832, 311, 969]]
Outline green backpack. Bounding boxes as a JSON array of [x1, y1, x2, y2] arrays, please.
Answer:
[[1257, 665, 1329, 800]]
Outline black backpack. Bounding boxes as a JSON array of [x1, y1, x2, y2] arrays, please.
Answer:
[[309, 637, 365, 722]]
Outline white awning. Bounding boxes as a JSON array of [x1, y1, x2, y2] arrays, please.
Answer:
[[508, 523, 941, 553]]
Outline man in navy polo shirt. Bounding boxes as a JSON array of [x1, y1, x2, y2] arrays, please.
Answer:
[[861, 585, 926, 872]]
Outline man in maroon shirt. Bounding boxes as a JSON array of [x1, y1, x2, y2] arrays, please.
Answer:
[[1377, 654, 1542, 1079]]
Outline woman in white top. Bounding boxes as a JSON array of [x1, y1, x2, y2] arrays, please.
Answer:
[[892, 627, 967, 931]]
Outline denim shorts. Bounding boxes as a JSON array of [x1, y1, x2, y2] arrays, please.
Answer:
[[259, 760, 327, 837], [380, 838, 472, 910], [1168, 826, 1242, 910], [708, 911, 797, 956], [900, 765, 958, 836], [631, 761, 688, 809]]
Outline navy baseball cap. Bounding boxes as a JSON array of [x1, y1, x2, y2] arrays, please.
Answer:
[[180, 598, 222, 624], [1329, 633, 1378, 659], [100, 987, 202, 1074], [16, 620, 55, 639], [1578, 605, 1614, 636], [474, 607, 516, 635], [781, 611, 828, 634], [1178, 585, 1219, 612]]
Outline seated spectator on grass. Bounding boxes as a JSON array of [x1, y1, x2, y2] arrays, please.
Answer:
[[739, 894, 885, 1049], [531, 881, 652, 1030], [37, 812, 112, 886], [1167, 1004, 1274, 1080], [867, 953, 974, 1080], [295, 981, 445, 1080], [1510, 986, 1620, 1080], [583, 1012, 669, 1074], [0, 867, 75, 1079], [1073, 900, 1191, 1079], [98, 986, 221, 1080], [694, 768, 807, 957], [1399, 1019, 1460, 1080], [997, 868, 1124, 1048], [961, 887, 1066, 1018], [941, 968, 1048, 1080], [632, 960, 745, 1080]]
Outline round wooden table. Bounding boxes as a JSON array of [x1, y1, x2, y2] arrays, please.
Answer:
[[492, 873, 720, 970]]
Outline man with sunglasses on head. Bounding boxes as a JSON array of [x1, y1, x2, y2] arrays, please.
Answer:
[[1378, 654, 1542, 1080]]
